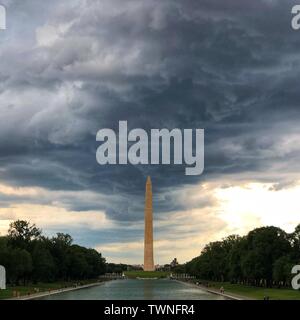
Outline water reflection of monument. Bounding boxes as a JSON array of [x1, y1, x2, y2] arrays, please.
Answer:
[[144, 176, 155, 271]]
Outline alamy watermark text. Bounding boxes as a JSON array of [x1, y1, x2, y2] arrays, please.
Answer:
[[96, 121, 204, 176], [292, 5, 300, 30], [292, 265, 300, 290], [0, 5, 6, 30]]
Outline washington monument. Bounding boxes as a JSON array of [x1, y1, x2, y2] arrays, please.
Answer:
[[144, 176, 155, 271]]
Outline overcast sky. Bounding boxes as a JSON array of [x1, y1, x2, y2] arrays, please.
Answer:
[[0, 0, 300, 264]]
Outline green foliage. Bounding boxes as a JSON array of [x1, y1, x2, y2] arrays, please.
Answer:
[[273, 256, 294, 285], [186, 225, 300, 288], [199, 281, 300, 300], [0, 220, 106, 285], [32, 241, 55, 282], [106, 263, 129, 273], [8, 220, 41, 249], [172, 264, 186, 273]]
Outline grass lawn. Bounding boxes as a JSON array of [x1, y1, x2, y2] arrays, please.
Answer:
[[201, 281, 300, 300], [125, 271, 170, 279], [0, 279, 99, 300]]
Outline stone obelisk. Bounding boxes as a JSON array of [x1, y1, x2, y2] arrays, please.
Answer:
[[144, 176, 155, 271]]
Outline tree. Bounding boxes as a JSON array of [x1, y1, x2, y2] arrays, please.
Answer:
[[0, 221, 107, 284], [50, 233, 73, 280], [9, 248, 32, 285], [244, 227, 291, 287], [8, 220, 41, 249], [53, 233, 73, 246], [0, 237, 9, 271], [67, 245, 89, 280], [84, 248, 106, 277], [228, 237, 246, 283], [186, 225, 299, 289], [273, 256, 294, 287], [106, 263, 128, 273], [290, 224, 300, 261], [32, 241, 56, 282]]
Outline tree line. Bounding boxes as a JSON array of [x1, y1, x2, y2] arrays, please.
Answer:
[[0, 220, 106, 285], [185, 225, 300, 288]]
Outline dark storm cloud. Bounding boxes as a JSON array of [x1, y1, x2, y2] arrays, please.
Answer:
[[0, 0, 300, 223]]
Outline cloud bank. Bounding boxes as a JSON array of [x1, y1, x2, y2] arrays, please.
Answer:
[[0, 0, 300, 263]]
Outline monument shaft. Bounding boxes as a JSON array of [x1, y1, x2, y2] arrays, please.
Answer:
[[144, 176, 155, 271]]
